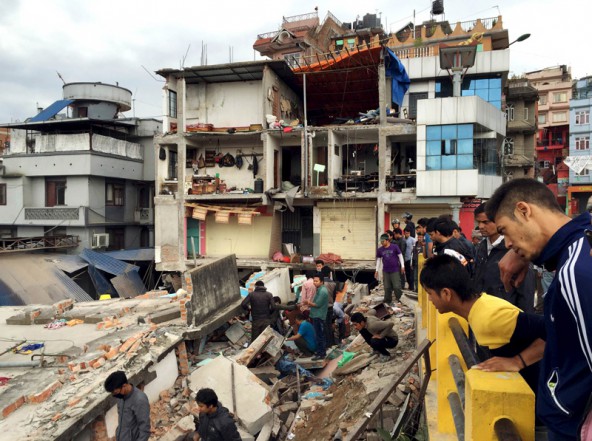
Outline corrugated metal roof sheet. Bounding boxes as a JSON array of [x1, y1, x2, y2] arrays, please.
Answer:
[[111, 271, 147, 298], [29, 99, 74, 122], [87, 264, 117, 297], [103, 248, 155, 262], [80, 249, 139, 276], [54, 270, 93, 302], [47, 255, 88, 274]]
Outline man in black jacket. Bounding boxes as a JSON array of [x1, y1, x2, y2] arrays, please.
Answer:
[[193, 388, 241, 441], [473, 203, 536, 312], [430, 218, 474, 271], [241, 281, 274, 342]]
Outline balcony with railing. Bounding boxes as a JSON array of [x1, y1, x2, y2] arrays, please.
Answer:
[[0, 235, 79, 253], [23, 206, 87, 226]]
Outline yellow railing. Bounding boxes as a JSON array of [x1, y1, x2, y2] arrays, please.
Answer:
[[416, 256, 535, 441]]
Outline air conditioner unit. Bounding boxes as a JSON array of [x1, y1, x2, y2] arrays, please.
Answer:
[[92, 233, 109, 249]]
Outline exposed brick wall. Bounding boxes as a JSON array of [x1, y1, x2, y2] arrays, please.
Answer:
[[90, 415, 110, 441], [175, 341, 190, 376]]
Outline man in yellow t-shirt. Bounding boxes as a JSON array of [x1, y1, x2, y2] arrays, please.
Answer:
[[420, 254, 545, 392]]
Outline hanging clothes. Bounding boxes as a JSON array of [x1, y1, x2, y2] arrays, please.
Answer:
[[252, 154, 258, 177]]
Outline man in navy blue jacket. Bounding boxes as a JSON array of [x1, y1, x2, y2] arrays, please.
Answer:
[[487, 178, 592, 441]]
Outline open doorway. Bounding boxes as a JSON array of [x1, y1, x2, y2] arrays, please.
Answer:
[[313, 146, 328, 186], [281, 146, 302, 187]]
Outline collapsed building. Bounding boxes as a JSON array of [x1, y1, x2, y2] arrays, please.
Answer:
[[0, 255, 424, 440]]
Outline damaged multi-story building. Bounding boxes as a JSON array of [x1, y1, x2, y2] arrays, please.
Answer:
[[0, 82, 160, 252], [154, 9, 513, 271]]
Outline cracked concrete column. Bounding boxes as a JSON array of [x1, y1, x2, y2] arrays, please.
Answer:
[[378, 60, 387, 236]]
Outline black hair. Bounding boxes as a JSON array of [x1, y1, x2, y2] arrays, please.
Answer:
[[420, 255, 479, 301], [393, 228, 403, 235], [386, 229, 394, 237], [255, 280, 264, 287], [315, 260, 324, 265], [426, 217, 438, 233], [403, 226, 412, 233], [313, 275, 324, 283], [417, 217, 429, 227], [294, 312, 306, 321], [433, 219, 454, 237], [380, 233, 390, 241], [104, 371, 128, 392], [350, 312, 366, 324], [195, 388, 218, 407], [273, 296, 281, 303], [485, 178, 562, 221], [450, 220, 460, 232], [474, 202, 486, 216]]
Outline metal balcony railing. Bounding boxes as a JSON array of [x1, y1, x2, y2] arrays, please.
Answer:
[[0, 235, 79, 253], [24, 207, 80, 221]]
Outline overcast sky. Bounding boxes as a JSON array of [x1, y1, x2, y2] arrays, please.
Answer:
[[0, 0, 589, 123]]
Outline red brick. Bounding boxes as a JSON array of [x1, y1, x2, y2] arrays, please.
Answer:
[[1, 396, 25, 418], [119, 333, 143, 353], [28, 381, 62, 403], [68, 397, 81, 407], [104, 347, 119, 360]]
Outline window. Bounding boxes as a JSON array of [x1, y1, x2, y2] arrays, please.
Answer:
[[543, 160, 550, 168], [335, 39, 344, 50], [524, 107, 529, 121], [0, 184, 5, 205], [552, 112, 567, 123], [347, 38, 355, 49], [576, 111, 590, 125], [106, 227, 125, 251], [553, 92, 567, 103], [575, 136, 590, 151], [77, 107, 88, 118], [168, 90, 177, 118], [106, 182, 125, 206], [283, 53, 300, 68], [46, 178, 66, 207], [168, 149, 178, 179], [539, 95, 547, 105], [437, 76, 502, 109], [538, 114, 547, 124], [426, 124, 473, 171], [408, 92, 428, 119], [577, 168, 590, 176], [506, 104, 514, 121]]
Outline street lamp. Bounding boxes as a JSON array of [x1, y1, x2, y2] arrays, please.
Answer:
[[509, 33, 531, 46]]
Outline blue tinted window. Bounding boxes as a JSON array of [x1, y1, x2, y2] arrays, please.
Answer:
[[462, 79, 474, 90], [435, 82, 442, 93], [491, 100, 501, 109], [457, 155, 473, 169], [489, 78, 502, 88], [442, 125, 457, 140], [457, 124, 473, 139], [427, 156, 441, 170], [457, 139, 473, 154], [441, 155, 457, 169], [426, 126, 442, 141], [475, 79, 489, 89], [462, 89, 475, 97], [476, 89, 489, 101], [489, 88, 501, 101], [427, 141, 441, 156]]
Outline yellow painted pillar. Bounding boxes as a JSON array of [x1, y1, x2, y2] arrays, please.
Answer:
[[465, 370, 535, 441], [427, 297, 438, 377], [436, 313, 469, 434], [417, 255, 427, 329]]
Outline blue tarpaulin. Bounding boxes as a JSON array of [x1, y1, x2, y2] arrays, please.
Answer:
[[385, 48, 410, 106], [29, 99, 73, 122]]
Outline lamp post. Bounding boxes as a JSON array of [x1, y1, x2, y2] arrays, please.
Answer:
[[509, 33, 531, 46]]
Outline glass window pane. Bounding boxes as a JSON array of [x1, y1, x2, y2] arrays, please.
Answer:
[[476, 89, 489, 101], [489, 88, 501, 101], [457, 124, 473, 139], [441, 155, 457, 170], [475, 79, 489, 89], [457, 155, 473, 169], [491, 100, 501, 109], [427, 141, 441, 156], [462, 89, 475, 96], [442, 125, 457, 140], [427, 156, 441, 170], [435, 82, 442, 93], [458, 139, 473, 154], [426, 126, 441, 141], [489, 78, 502, 88], [462, 79, 473, 90]]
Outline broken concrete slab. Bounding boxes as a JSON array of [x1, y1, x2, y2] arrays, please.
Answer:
[[225, 322, 246, 344], [188, 356, 272, 436], [236, 326, 284, 367], [332, 353, 377, 376], [158, 415, 194, 441]]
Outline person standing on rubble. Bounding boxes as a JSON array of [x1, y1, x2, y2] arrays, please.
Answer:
[[104, 371, 151, 441], [191, 388, 241, 441], [302, 275, 329, 361], [241, 280, 274, 342], [350, 312, 399, 362], [375, 233, 405, 306]]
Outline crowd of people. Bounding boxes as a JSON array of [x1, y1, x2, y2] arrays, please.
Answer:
[[103, 179, 591, 441]]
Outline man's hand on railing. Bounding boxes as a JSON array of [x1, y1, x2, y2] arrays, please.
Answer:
[[473, 356, 522, 372]]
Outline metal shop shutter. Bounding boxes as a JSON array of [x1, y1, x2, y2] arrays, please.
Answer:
[[320, 206, 376, 260]]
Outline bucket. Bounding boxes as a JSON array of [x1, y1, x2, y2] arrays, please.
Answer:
[[254, 178, 264, 194]]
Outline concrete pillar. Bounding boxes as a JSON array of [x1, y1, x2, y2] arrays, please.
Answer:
[[313, 205, 321, 257], [177, 138, 187, 263], [378, 62, 388, 237], [465, 370, 535, 441], [436, 313, 469, 434], [451, 204, 462, 223]]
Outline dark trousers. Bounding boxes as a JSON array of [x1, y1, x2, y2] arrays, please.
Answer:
[[360, 328, 398, 356], [251, 319, 271, 342], [294, 336, 314, 356], [325, 307, 335, 348], [404, 260, 415, 291], [312, 317, 327, 357]]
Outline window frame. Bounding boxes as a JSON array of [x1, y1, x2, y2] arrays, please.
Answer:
[[575, 136, 590, 151], [576, 111, 590, 125], [0, 183, 6, 206], [552, 112, 567, 123], [45, 178, 66, 207], [168, 90, 178, 118], [106, 182, 125, 206], [553, 91, 567, 103]]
